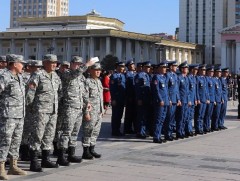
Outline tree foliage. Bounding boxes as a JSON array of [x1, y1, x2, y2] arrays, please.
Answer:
[[101, 54, 119, 71]]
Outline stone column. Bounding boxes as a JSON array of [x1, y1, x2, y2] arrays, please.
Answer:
[[126, 39, 132, 60], [24, 39, 29, 59], [78, 39, 81, 56], [188, 49, 192, 63], [106, 37, 111, 55], [135, 41, 141, 62], [116, 38, 122, 61], [169, 47, 173, 60], [143, 42, 149, 61], [10, 39, 15, 53], [151, 45, 157, 64], [100, 38, 106, 61], [0, 40, 2, 55], [175, 48, 180, 62], [52, 38, 57, 54], [226, 41, 232, 69], [221, 41, 227, 68], [89, 37, 94, 58], [81, 38, 86, 60], [37, 39, 43, 60], [181, 49, 185, 63], [232, 42, 236, 72], [66, 38, 72, 61], [235, 42, 240, 74]]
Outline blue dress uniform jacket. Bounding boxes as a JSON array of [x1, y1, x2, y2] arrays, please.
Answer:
[[203, 76, 215, 131], [219, 77, 228, 128], [195, 75, 209, 133], [152, 74, 169, 141], [176, 74, 190, 137], [164, 71, 179, 138], [124, 71, 137, 133], [134, 72, 151, 136], [211, 77, 222, 129], [109, 72, 126, 135]]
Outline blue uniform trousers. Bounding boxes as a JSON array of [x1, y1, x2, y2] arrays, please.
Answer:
[[203, 102, 214, 131], [211, 102, 221, 129], [111, 102, 125, 134], [124, 98, 136, 133], [186, 105, 194, 134], [153, 105, 168, 140], [195, 103, 207, 132], [219, 101, 227, 127], [176, 103, 188, 137], [136, 103, 151, 136], [164, 104, 177, 138]]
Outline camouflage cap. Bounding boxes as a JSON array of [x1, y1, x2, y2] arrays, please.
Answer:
[[6, 54, 26, 63], [90, 62, 102, 70], [28, 60, 43, 67], [71, 56, 83, 63], [0, 55, 7, 62], [43, 54, 58, 62], [61, 61, 70, 67]]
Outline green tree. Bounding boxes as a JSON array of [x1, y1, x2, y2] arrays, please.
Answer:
[[101, 54, 119, 71]]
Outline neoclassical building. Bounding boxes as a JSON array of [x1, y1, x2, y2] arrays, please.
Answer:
[[0, 12, 204, 64], [220, 23, 240, 73]]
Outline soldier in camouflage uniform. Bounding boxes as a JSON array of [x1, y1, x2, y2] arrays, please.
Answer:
[[82, 63, 104, 160], [0, 54, 27, 180], [53, 60, 70, 156], [57, 56, 96, 166], [20, 60, 43, 161], [26, 54, 62, 172], [0, 56, 7, 75]]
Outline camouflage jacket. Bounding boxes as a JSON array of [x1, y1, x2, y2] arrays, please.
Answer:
[[0, 70, 25, 118], [83, 77, 104, 115], [26, 69, 62, 114]]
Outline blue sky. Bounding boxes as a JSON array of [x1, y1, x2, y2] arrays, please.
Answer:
[[0, 0, 179, 35]]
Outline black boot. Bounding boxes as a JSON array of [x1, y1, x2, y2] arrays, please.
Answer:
[[20, 145, 30, 161], [57, 149, 70, 166], [68, 147, 82, 163], [82, 147, 93, 160], [89, 146, 101, 158], [53, 141, 59, 156], [41, 150, 59, 168], [30, 150, 43, 172]]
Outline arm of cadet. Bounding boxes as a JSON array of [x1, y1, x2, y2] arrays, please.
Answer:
[[25, 73, 39, 106], [82, 79, 91, 120]]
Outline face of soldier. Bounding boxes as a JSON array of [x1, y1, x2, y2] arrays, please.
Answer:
[[143, 66, 151, 73], [14, 62, 24, 74], [60, 65, 69, 72], [70, 62, 81, 70], [181, 67, 188, 75], [193, 68, 198, 75], [222, 71, 229, 77], [29, 66, 39, 73], [170, 65, 178, 73], [207, 71, 214, 77], [136, 66, 142, 72], [0, 61, 7, 69], [43, 61, 57, 73], [90, 69, 101, 79], [117, 66, 125, 73], [199, 69, 206, 76], [158, 67, 167, 74], [128, 64, 135, 71], [214, 71, 221, 77]]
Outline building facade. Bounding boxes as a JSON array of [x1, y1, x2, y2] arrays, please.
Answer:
[[2, 15, 203, 65], [220, 23, 240, 74], [10, 0, 69, 28], [179, 0, 237, 65]]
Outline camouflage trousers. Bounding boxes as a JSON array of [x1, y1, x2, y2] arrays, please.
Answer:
[[82, 112, 102, 147], [29, 112, 57, 151], [58, 107, 83, 149], [21, 111, 33, 145], [0, 117, 24, 162], [54, 111, 64, 143]]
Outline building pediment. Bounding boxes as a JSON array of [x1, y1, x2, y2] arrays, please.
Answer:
[[220, 23, 240, 34]]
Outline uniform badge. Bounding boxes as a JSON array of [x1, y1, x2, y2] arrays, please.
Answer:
[[162, 83, 165, 88]]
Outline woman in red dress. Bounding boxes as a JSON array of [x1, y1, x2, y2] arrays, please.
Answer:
[[102, 71, 111, 114]]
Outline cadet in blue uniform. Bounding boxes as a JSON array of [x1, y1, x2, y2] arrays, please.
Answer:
[[110, 62, 126, 136], [203, 66, 215, 133], [124, 60, 136, 134], [195, 64, 210, 134], [136, 63, 143, 73], [211, 66, 222, 131], [219, 68, 229, 130], [186, 64, 198, 136], [165, 61, 181, 139], [176, 61, 190, 139], [134, 61, 152, 138], [152, 62, 169, 143]]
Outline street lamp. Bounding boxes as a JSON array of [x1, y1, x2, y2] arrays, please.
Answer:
[[47, 46, 55, 54]]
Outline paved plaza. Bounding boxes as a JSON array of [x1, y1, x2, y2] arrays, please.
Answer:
[[10, 101, 240, 181]]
